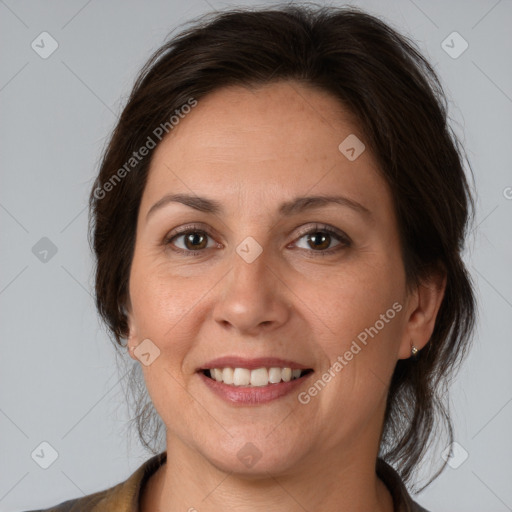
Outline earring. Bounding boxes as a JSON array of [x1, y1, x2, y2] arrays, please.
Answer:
[[410, 344, 419, 360]]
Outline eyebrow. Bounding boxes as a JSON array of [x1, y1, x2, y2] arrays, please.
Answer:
[[146, 192, 372, 222]]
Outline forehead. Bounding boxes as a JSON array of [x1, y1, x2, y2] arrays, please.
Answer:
[[141, 81, 389, 216]]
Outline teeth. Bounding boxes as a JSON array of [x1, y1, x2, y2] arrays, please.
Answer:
[[206, 367, 306, 386], [250, 368, 268, 387], [233, 368, 251, 386], [268, 367, 282, 384], [222, 367, 234, 384]]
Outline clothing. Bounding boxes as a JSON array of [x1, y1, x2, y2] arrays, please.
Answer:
[[23, 452, 429, 512]]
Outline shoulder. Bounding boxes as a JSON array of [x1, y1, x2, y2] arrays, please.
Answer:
[[20, 492, 106, 512], [19, 479, 130, 512], [18, 452, 167, 512]]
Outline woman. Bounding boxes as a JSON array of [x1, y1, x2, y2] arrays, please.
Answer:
[[26, 3, 476, 511]]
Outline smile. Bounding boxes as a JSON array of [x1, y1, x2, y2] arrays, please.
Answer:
[[203, 367, 313, 387]]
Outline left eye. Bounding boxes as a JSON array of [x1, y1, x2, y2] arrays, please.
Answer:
[[292, 225, 351, 254]]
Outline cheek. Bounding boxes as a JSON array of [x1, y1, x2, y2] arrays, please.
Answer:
[[129, 253, 202, 332], [308, 255, 406, 411], [128, 258, 200, 372], [130, 265, 204, 430], [316, 254, 406, 349]]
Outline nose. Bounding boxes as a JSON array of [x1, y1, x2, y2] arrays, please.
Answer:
[[212, 244, 292, 337]]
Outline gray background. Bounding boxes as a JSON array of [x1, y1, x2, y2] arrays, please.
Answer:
[[1, 0, 511, 511]]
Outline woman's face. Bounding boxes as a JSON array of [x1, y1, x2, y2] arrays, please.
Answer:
[[126, 81, 420, 475]]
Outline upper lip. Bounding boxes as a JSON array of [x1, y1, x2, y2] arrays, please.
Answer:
[[199, 356, 312, 371]]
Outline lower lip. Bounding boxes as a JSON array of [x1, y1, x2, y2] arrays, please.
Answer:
[[198, 372, 313, 405]]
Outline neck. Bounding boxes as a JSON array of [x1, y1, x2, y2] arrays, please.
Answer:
[[141, 434, 394, 512]]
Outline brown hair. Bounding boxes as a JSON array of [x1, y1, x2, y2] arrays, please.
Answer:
[[88, 2, 476, 490]]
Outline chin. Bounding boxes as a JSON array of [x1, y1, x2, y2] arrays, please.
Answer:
[[200, 434, 307, 477]]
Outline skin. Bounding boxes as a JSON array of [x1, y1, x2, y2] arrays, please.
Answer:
[[125, 80, 446, 511]]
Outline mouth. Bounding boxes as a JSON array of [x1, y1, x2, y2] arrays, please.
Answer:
[[196, 357, 314, 405], [201, 367, 314, 387]]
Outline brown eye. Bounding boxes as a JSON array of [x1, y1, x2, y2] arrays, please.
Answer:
[[165, 229, 217, 255], [182, 231, 208, 250], [293, 224, 351, 256], [305, 231, 333, 251]]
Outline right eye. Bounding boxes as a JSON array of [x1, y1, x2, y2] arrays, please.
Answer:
[[164, 226, 220, 256]]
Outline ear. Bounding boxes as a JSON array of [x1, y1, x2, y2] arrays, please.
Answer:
[[123, 299, 139, 361], [397, 268, 447, 360]]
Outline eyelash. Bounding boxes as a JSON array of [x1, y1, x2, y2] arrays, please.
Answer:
[[163, 223, 351, 258]]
